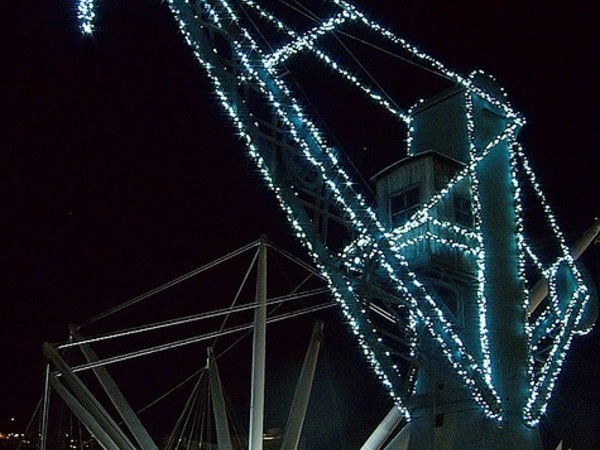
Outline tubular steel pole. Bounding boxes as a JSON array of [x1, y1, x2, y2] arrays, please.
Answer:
[[208, 347, 234, 450], [43, 343, 137, 450], [40, 364, 51, 450], [49, 375, 120, 450], [281, 321, 324, 450], [69, 326, 158, 450], [249, 236, 268, 450], [359, 406, 404, 450]]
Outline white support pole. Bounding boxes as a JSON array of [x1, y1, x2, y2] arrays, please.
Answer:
[[43, 343, 137, 450], [359, 406, 404, 450], [40, 364, 51, 450], [69, 325, 159, 450], [249, 236, 268, 450], [381, 422, 411, 450], [49, 374, 120, 450], [208, 347, 234, 450], [281, 321, 324, 450]]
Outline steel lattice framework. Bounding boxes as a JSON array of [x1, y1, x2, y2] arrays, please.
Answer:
[[75, 0, 596, 439]]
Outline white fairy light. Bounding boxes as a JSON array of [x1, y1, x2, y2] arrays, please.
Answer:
[[77, 0, 96, 34], [77, 0, 594, 426]]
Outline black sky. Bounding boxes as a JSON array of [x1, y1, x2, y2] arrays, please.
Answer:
[[2, 1, 599, 448]]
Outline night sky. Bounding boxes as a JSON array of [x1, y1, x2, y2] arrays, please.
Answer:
[[2, 1, 599, 449]]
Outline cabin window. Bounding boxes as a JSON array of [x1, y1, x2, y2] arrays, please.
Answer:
[[454, 195, 473, 228], [390, 186, 420, 226]]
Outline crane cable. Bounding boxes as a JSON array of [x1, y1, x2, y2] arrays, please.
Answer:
[[77, 239, 261, 329], [211, 245, 260, 349], [70, 302, 335, 372], [281, 0, 453, 81]]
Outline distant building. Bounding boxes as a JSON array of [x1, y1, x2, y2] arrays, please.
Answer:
[[0, 431, 29, 449]]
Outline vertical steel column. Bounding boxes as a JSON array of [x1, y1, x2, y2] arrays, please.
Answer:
[[249, 236, 268, 450]]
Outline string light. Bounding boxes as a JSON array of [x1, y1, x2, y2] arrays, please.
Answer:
[[464, 88, 493, 387], [240, 0, 410, 123], [75, 0, 594, 427], [163, 0, 507, 420], [77, 0, 96, 34]]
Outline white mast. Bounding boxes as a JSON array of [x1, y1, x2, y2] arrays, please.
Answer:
[[249, 236, 268, 450]]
